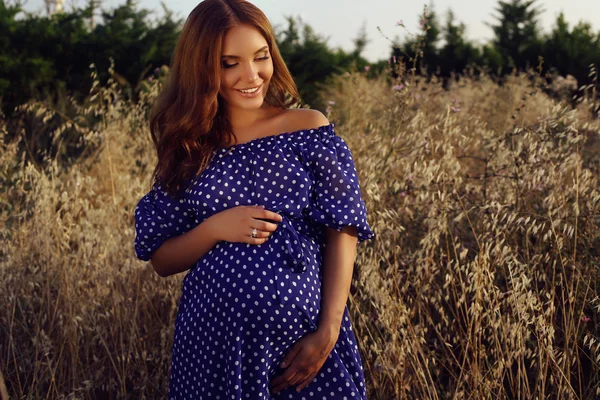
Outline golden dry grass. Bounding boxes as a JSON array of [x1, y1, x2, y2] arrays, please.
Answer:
[[1, 66, 600, 399]]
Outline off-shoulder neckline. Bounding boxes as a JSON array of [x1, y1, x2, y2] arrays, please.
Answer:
[[215, 122, 335, 153]]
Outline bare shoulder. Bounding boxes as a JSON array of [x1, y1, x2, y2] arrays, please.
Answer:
[[279, 108, 330, 133]]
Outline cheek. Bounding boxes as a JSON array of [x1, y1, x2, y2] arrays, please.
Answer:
[[256, 58, 273, 81], [221, 71, 236, 89], [219, 73, 236, 99], [263, 62, 274, 80]]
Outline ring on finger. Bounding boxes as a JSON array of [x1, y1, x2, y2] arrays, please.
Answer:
[[251, 228, 258, 238]]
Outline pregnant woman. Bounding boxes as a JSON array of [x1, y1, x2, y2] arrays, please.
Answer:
[[133, 0, 375, 398]]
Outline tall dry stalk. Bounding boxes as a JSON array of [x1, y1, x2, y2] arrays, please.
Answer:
[[1, 60, 600, 399]]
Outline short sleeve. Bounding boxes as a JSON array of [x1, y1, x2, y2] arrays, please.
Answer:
[[133, 177, 197, 261], [305, 129, 375, 243]]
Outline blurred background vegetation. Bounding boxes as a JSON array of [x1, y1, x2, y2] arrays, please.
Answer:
[[1, 0, 600, 117], [2, 0, 600, 398]]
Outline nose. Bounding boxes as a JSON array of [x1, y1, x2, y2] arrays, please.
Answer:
[[242, 62, 259, 83]]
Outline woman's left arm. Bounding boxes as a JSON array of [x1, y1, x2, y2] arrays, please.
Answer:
[[318, 225, 359, 337], [269, 225, 359, 395]]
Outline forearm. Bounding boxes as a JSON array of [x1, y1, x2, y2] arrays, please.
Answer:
[[318, 226, 358, 334], [151, 216, 219, 277]]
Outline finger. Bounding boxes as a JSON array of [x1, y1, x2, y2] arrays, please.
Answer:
[[243, 205, 265, 211], [247, 228, 271, 239], [295, 372, 317, 392], [288, 370, 308, 386], [280, 343, 303, 369], [250, 219, 279, 232], [247, 237, 268, 245], [270, 364, 298, 386], [271, 369, 301, 394], [252, 208, 283, 223]]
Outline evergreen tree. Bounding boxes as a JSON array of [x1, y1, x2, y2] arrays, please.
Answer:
[[439, 9, 481, 79], [390, 4, 441, 77], [487, 0, 544, 73], [350, 21, 369, 60], [274, 15, 367, 109], [0, 0, 183, 114], [543, 13, 600, 84]]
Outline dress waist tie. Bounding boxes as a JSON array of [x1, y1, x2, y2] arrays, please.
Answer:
[[267, 210, 312, 306]]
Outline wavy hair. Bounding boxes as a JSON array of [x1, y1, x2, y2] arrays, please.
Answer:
[[149, 0, 301, 197]]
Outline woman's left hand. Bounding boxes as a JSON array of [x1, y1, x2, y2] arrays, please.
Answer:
[[270, 327, 339, 394]]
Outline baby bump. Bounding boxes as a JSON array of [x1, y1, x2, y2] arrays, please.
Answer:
[[181, 235, 322, 320], [181, 241, 281, 312]]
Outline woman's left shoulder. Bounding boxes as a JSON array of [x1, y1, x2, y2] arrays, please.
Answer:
[[282, 108, 331, 132]]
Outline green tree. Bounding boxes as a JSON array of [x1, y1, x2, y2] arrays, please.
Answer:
[[90, 0, 182, 92], [350, 21, 369, 59], [488, 0, 544, 73], [480, 43, 504, 74], [0, 2, 90, 112], [0, 0, 22, 101], [274, 15, 367, 110], [390, 4, 441, 77], [0, 0, 183, 114], [421, 4, 441, 73], [438, 9, 481, 79], [543, 13, 600, 84]]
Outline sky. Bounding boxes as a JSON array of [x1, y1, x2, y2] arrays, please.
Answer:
[[23, 0, 600, 62]]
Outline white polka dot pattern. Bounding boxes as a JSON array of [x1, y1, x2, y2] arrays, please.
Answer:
[[134, 179, 197, 261], [304, 129, 374, 243], [133, 123, 374, 399]]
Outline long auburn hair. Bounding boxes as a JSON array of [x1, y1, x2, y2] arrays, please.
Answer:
[[149, 0, 301, 197]]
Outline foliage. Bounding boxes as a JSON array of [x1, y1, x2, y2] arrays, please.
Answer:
[[439, 10, 481, 79], [542, 13, 600, 85], [488, 0, 545, 73], [0, 0, 183, 115], [274, 15, 368, 110], [3, 0, 600, 118], [2, 57, 600, 399]]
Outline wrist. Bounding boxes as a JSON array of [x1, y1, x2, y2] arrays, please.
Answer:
[[201, 215, 220, 242], [317, 319, 341, 337], [316, 323, 339, 348]]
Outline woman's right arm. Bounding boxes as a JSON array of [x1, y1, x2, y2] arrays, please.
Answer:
[[150, 216, 219, 277], [148, 206, 283, 277]]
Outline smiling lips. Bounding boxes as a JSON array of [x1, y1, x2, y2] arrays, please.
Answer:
[[238, 86, 259, 93], [236, 83, 263, 98]]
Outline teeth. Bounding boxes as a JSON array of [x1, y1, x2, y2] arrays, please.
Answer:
[[238, 86, 259, 93]]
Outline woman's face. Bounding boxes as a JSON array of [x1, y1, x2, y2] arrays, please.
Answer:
[[219, 24, 274, 110]]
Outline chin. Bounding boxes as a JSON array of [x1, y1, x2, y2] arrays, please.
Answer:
[[232, 100, 264, 111], [225, 82, 270, 110]]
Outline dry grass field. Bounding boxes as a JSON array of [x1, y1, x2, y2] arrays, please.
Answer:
[[1, 66, 600, 399]]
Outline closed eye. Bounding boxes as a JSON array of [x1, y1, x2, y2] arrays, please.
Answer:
[[222, 56, 270, 69]]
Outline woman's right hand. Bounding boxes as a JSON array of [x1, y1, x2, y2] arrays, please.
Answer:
[[206, 205, 283, 244]]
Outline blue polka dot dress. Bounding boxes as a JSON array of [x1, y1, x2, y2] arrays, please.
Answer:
[[134, 123, 375, 399]]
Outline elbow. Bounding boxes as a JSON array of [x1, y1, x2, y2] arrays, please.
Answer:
[[149, 246, 172, 277], [150, 258, 170, 278]]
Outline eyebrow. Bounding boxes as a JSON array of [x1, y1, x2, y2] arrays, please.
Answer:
[[221, 45, 269, 59]]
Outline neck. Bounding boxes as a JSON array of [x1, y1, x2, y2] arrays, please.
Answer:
[[225, 102, 273, 131]]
